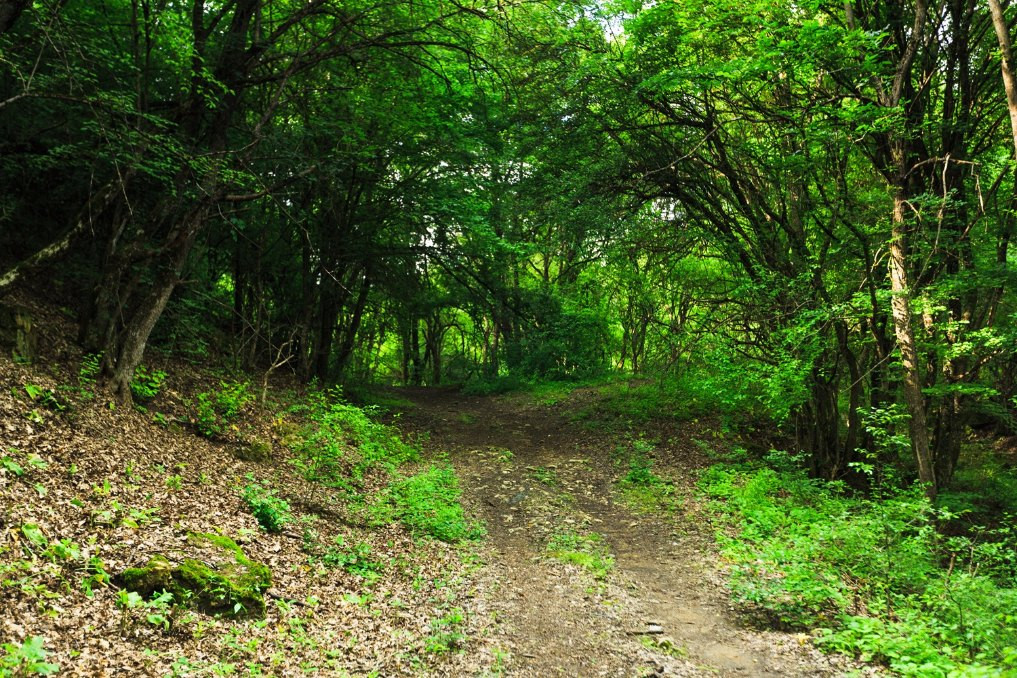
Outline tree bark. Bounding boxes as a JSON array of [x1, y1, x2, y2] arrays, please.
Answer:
[[0, 179, 125, 296], [888, 187, 937, 497], [989, 0, 1017, 157]]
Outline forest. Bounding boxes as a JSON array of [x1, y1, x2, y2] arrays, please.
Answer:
[[1, 0, 1017, 675]]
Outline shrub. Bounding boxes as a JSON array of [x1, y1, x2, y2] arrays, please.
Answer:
[[130, 365, 166, 403], [241, 483, 291, 533], [191, 380, 251, 437], [288, 388, 417, 485]]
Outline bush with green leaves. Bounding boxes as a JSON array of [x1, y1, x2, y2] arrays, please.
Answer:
[[190, 380, 251, 437], [375, 466, 484, 543], [287, 388, 417, 486], [130, 365, 167, 403], [241, 483, 292, 533], [700, 453, 1017, 676]]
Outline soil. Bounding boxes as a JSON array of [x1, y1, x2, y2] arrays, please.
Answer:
[[395, 386, 874, 678]]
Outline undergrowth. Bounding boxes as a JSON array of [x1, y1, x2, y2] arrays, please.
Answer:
[[701, 451, 1017, 676], [614, 439, 681, 513], [287, 388, 417, 488], [375, 466, 485, 543], [546, 531, 614, 580]]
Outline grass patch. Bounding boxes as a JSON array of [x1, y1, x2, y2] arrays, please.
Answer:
[[530, 466, 558, 486], [615, 440, 682, 514], [546, 531, 614, 580]]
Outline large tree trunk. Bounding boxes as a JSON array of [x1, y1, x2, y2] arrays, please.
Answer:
[[888, 186, 936, 497], [990, 0, 1017, 157]]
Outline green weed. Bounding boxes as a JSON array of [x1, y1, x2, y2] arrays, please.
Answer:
[[546, 531, 614, 580], [130, 365, 167, 403], [319, 537, 384, 580], [190, 380, 251, 437], [423, 608, 466, 654], [288, 388, 417, 486], [616, 443, 681, 514], [530, 466, 558, 486], [241, 482, 292, 533], [376, 466, 484, 543], [0, 636, 59, 675]]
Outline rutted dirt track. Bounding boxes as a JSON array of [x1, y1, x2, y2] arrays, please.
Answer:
[[397, 388, 864, 677]]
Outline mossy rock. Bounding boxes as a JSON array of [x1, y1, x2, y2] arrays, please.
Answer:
[[234, 438, 272, 463], [120, 532, 271, 619], [274, 421, 303, 449], [121, 554, 174, 596]]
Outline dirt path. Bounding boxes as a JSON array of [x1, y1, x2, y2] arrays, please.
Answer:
[[395, 388, 858, 677]]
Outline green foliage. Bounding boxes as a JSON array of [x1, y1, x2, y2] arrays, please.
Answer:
[[1, 450, 47, 478], [546, 531, 614, 580], [0, 636, 59, 676], [508, 293, 612, 381], [319, 537, 384, 580], [575, 371, 768, 430], [77, 353, 101, 399], [191, 380, 251, 437], [423, 608, 466, 654], [701, 458, 1017, 675], [376, 466, 484, 543], [117, 588, 179, 634], [460, 374, 528, 396], [241, 483, 292, 533], [129, 365, 166, 403], [287, 388, 418, 486], [21, 384, 66, 413], [530, 466, 557, 486]]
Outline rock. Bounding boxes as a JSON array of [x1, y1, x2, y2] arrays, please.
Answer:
[[234, 438, 272, 463], [0, 302, 36, 362], [121, 554, 174, 596], [119, 532, 271, 619]]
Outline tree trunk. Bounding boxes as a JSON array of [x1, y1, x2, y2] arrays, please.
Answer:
[[888, 187, 937, 497], [989, 0, 1017, 157], [106, 212, 203, 402], [0, 178, 126, 297], [334, 271, 371, 377]]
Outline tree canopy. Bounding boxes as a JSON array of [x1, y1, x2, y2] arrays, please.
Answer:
[[3, 0, 1017, 498]]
